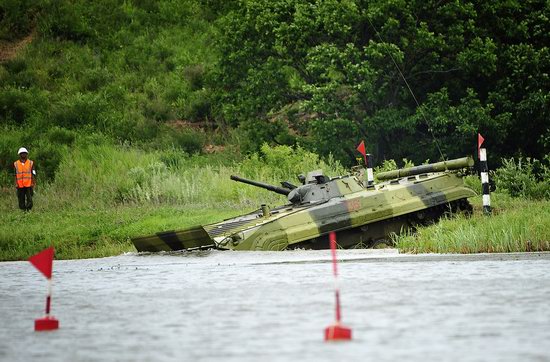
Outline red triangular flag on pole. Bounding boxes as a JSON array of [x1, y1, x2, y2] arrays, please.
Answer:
[[29, 247, 54, 279], [356, 140, 367, 165], [356, 140, 366, 156], [478, 133, 485, 158]]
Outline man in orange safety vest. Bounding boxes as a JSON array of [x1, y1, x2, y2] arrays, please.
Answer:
[[14, 147, 36, 211]]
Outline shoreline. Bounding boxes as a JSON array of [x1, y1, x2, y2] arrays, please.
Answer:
[[2, 249, 550, 264], [2, 193, 549, 262]]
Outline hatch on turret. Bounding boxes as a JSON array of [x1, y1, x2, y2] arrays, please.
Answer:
[[305, 170, 329, 184]]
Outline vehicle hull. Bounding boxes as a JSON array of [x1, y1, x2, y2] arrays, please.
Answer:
[[131, 172, 475, 252]]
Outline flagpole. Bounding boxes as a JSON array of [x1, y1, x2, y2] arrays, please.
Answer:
[[46, 277, 52, 317], [366, 153, 374, 188], [330, 232, 341, 323]]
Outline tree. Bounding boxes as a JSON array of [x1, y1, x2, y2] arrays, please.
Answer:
[[212, 0, 550, 165]]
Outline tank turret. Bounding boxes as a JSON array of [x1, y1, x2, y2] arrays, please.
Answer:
[[231, 171, 364, 205]]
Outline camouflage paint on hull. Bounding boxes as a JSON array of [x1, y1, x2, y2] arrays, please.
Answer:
[[131, 170, 476, 252], [132, 226, 215, 252]]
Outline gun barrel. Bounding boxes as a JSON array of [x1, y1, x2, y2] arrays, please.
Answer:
[[376, 156, 474, 181], [230, 175, 291, 196]]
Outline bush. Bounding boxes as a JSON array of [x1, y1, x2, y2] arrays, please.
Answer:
[[51, 92, 108, 129], [0, 0, 39, 41], [0, 87, 32, 124], [374, 159, 415, 177], [169, 128, 205, 154], [47, 127, 76, 145], [106, 114, 160, 143], [0, 127, 23, 186], [183, 64, 205, 91], [463, 174, 482, 195], [80, 67, 111, 92], [159, 147, 187, 169], [374, 159, 398, 174], [38, 1, 91, 42], [142, 98, 174, 122], [32, 142, 65, 182], [493, 157, 550, 200], [239, 143, 346, 182], [183, 89, 212, 121]]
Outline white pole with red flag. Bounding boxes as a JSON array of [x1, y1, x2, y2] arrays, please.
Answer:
[[478, 133, 491, 215], [29, 246, 59, 331], [324, 232, 352, 341]]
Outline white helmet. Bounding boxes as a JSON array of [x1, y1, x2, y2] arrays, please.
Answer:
[[18, 147, 29, 155]]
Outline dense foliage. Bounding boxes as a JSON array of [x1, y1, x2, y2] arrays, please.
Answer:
[[0, 0, 218, 184], [493, 156, 550, 200], [1, 0, 549, 182], [213, 0, 550, 165]]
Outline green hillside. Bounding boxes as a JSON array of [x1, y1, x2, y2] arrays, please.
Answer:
[[2, 1, 549, 174], [1, 1, 223, 184]]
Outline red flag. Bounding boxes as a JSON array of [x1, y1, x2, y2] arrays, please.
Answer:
[[356, 140, 366, 157], [29, 247, 54, 279], [478, 133, 485, 158], [356, 140, 367, 165]]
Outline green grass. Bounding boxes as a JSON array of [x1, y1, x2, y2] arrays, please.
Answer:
[[395, 193, 550, 253], [0, 200, 244, 261]]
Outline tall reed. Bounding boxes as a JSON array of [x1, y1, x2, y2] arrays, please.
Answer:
[[396, 195, 550, 253]]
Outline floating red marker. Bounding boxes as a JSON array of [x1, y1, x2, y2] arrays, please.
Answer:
[[35, 316, 59, 331], [29, 247, 59, 331], [324, 232, 352, 341]]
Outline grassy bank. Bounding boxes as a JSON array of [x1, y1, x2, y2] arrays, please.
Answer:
[[0, 201, 244, 261], [3, 186, 549, 261], [0, 141, 344, 261], [396, 194, 550, 253], [1, 138, 548, 261]]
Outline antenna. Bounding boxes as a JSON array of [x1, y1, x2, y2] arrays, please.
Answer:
[[366, 16, 446, 162]]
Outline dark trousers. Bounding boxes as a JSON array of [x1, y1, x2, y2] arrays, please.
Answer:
[[17, 187, 33, 211]]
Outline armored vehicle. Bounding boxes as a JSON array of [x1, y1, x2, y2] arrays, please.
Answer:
[[132, 156, 475, 252]]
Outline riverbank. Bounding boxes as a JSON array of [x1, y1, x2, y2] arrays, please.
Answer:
[[0, 199, 245, 261], [1, 189, 549, 261], [395, 193, 550, 253]]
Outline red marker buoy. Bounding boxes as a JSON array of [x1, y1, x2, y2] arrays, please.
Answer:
[[324, 232, 352, 341], [29, 247, 59, 331]]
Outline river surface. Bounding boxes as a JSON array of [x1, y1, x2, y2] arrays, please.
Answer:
[[1, 250, 549, 362]]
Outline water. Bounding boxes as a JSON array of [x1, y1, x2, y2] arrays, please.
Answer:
[[1, 250, 549, 362]]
